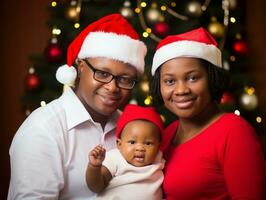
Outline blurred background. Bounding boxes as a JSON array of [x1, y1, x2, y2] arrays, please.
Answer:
[[1, 0, 266, 198]]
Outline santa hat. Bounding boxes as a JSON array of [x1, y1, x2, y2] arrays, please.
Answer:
[[151, 27, 222, 75], [116, 104, 163, 139], [56, 13, 147, 85]]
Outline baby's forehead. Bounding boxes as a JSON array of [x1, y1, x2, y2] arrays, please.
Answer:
[[121, 120, 161, 137], [124, 119, 160, 129]]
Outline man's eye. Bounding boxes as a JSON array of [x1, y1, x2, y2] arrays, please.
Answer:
[[118, 77, 133, 84], [96, 71, 111, 78]]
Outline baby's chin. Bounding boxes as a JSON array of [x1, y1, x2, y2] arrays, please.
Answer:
[[127, 159, 153, 167]]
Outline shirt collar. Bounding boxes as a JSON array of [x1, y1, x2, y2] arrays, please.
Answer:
[[59, 87, 91, 130], [59, 87, 121, 132]]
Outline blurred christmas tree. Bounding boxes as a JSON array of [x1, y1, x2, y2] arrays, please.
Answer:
[[22, 0, 264, 135]]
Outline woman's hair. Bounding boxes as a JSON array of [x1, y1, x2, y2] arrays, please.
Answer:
[[150, 58, 231, 106]]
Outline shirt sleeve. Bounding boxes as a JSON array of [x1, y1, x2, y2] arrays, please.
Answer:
[[8, 125, 65, 200], [219, 118, 265, 199]]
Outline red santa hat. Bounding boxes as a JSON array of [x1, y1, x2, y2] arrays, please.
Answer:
[[56, 13, 147, 85], [151, 27, 222, 75], [116, 104, 163, 139]]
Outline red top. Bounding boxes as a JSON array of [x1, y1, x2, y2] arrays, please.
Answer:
[[161, 113, 265, 200]]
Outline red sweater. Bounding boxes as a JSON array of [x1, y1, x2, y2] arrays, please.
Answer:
[[161, 113, 265, 200]]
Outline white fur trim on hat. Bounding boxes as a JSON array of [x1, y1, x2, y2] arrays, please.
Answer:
[[151, 40, 222, 75], [78, 32, 147, 74], [56, 64, 77, 86]]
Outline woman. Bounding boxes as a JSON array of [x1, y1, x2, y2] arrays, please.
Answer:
[[151, 27, 265, 199], [8, 14, 147, 199]]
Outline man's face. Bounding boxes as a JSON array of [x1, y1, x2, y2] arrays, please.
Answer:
[[75, 57, 137, 121]]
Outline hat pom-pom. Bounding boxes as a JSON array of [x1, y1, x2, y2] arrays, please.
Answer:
[[56, 64, 77, 86]]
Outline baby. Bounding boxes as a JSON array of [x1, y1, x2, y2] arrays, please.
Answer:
[[86, 104, 164, 200]]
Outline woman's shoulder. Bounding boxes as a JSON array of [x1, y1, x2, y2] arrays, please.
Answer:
[[214, 113, 259, 143], [217, 113, 255, 131]]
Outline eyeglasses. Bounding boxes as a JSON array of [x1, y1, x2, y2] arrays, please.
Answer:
[[82, 59, 137, 90]]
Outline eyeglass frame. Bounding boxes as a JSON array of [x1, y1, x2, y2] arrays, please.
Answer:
[[82, 59, 138, 90]]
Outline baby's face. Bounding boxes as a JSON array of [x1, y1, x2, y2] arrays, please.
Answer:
[[117, 120, 161, 167]]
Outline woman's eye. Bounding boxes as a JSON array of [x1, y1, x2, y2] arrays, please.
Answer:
[[163, 79, 175, 85], [187, 75, 198, 82]]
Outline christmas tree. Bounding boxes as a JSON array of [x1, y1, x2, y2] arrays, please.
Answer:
[[22, 0, 264, 135]]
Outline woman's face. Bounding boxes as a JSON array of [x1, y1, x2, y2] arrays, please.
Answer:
[[75, 57, 137, 120], [160, 57, 212, 119]]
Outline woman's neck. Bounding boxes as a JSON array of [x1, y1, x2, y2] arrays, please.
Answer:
[[174, 102, 223, 145]]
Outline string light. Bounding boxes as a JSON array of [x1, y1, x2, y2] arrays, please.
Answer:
[[142, 32, 149, 38], [140, 2, 147, 8], [135, 7, 141, 13], [40, 101, 47, 107], [74, 23, 80, 29], [170, 2, 176, 7], [234, 110, 240, 116], [256, 116, 262, 123], [29, 67, 35, 74], [229, 55, 236, 62], [51, 1, 57, 7], [52, 27, 61, 35], [160, 6, 167, 11], [230, 17, 236, 23], [146, 28, 152, 33]]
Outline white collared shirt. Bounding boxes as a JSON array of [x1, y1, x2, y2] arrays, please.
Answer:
[[8, 88, 119, 200]]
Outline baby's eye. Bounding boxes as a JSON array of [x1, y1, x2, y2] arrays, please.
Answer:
[[128, 140, 135, 144], [145, 141, 153, 145]]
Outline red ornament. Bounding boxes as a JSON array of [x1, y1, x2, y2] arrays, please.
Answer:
[[44, 43, 63, 62], [220, 91, 235, 104], [25, 73, 40, 91], [233, 40, 248, 55], [154, 22, 170, 37]]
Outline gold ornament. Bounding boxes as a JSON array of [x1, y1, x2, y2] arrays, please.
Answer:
[[186, 1, 203, 17], [120, 0, 134, 18], [120, 7, 134, 18], [207, 21, 225, 38], [239, 93, 258, 111], [144, 96, 152, 105], [65, 4, 79, 21], [146, 8, 164, 24], [140, 80, 150, 92], [229, 0, 237, 9]]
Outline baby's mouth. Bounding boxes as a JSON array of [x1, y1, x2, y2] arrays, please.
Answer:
[[134, 154, 145, 162]]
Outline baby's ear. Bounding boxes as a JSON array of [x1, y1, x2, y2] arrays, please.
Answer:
[[116, 139, 122, 149]]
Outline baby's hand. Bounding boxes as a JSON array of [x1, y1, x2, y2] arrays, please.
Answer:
[[89, 144, 106, 167]]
